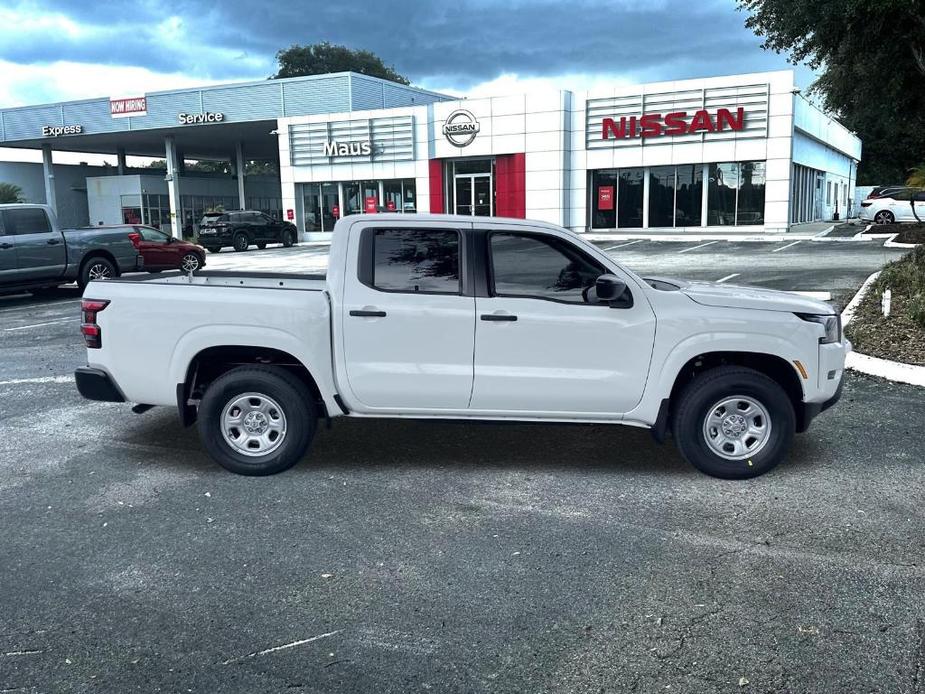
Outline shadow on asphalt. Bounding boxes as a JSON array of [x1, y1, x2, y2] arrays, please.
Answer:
[[119, 409, 824, 478], [0, 285, 82, 309]]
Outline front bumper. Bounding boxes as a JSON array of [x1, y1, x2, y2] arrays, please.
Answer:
[[75, 367, 125, 403], [797, 376, 843, 432]]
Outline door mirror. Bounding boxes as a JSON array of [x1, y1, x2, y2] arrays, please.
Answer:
[[595, 274, 626, 302]]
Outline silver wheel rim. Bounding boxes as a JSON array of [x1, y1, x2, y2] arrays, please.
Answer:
[[88, 263, 112, 281], [702, 395, 772, 461], [181, 254, 200, 271], [875, 212, 890, 224], [220, 392, 287, 457], [235, 236, 247, 250]]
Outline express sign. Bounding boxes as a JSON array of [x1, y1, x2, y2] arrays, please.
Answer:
[[601, 107, 745, 140]]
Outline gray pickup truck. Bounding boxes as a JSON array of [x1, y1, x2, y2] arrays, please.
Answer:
[[0, 204, 142, 294]]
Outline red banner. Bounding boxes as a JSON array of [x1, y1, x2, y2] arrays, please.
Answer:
[[332, 205, 340, 219], [286, 208, 294, 220], [365, 196, 379, 213], [598, 186, 614, 210], [386, 200, 396, 211]]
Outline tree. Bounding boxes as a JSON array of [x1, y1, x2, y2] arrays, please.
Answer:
[[908, 163, 925, 189], [738, 0, 925, 185], [0, 182, 24, 203], [272, 42, 410, 85]]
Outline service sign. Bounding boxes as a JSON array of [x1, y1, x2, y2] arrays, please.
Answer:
[[178, 112, 225, 125], [110, 96, 147, 119]]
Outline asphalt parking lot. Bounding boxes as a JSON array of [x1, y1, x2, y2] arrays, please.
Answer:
[[1, 238, 923, 693]]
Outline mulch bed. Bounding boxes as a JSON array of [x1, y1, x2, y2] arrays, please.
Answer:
[[845, 252, 925, 365], [863, 222, 925, 244]]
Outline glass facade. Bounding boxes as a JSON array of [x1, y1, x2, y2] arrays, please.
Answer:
[[589, 161, 762, 229], [299, 179, 417, 233]]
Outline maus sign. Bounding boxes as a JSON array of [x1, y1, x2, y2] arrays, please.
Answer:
[[602, 107, 745, 140], [323, 141, 372, 157]]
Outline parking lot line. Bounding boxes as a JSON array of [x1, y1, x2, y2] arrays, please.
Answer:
[[0, 374, 75, 386], [3, 317, 79, 332], [772, 240, 802, 253], [678, 240, 719, 253], [0, 299, 80, 314], [603, 240, 644, 251], [716, 273, 740, 283]]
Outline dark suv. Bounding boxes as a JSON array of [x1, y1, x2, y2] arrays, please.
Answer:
[[197, 211, 298, 253]]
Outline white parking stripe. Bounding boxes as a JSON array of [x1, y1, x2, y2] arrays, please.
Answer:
[[3, 318, 79, 332], [0, 375, 74, 386], [772, 240, 802, 253], [0, 299, 80, 314], [602, 239, 644, 251], [716, 273, 740, 283], [678, 240, 719, 253]]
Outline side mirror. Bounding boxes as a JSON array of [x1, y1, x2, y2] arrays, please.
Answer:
[[595, 274, 626, 302]]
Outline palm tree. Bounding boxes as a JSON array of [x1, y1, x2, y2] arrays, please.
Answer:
[[0, 182, 24, 204]]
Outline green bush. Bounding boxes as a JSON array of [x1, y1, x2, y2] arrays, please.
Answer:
[[875, 247, 925, 328], [910, 293, 925, 329]]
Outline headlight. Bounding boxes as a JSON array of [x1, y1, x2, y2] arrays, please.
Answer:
[[796, 313, 841, 344]]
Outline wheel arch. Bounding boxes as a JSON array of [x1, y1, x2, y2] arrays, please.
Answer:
[[177, 345, 329, 427], [654, 350, 808, 441]]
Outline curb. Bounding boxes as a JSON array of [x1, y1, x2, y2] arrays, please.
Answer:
[[841, 271, 925, 387]]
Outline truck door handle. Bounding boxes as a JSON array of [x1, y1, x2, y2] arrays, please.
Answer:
[[349, 309, 387, 318], [47, 239, 61, 245], [481, 313, 517, 322]]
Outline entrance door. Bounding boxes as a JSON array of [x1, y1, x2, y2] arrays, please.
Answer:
[[454, 174, 492, 216]]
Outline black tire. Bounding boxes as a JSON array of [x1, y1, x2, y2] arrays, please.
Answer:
[[79, 256, 117, 290], [197, 366, 317, 476], [672, 366, 795, 480], [281, 229, 295, 248], [206, 247, 221, 254], [180, 252, 202, 272], [874, 210, 895, 225], [233, 232, 249, 252], [256, 242, 267, 250]]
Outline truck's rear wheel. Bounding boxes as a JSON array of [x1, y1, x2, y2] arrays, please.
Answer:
[[197, 366, 317, 475], [672, 366, 795, 480], [79, 257, 117, 290]]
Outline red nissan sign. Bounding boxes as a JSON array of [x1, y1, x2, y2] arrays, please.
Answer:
[[602, 107, 745, 140], [286, 208, 294, 221], [365, 196, 379, 213], [598, 186, 614, 211]]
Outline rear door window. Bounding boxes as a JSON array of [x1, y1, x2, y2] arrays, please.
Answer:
[[2, 208, 52, 235], [369, 229, 461, 294]]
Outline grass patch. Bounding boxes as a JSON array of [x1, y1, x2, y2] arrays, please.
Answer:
[[845, 247, 925, 365]]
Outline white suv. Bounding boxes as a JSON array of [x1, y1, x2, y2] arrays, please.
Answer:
[[860, 189, 925, 224]]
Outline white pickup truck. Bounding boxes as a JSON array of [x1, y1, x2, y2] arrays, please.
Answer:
[[75, 214, 848, 479]]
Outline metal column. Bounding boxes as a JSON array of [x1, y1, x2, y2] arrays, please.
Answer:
[[235, 142, 246, 210], [41, 145, 57, 216], [164, 135, 181, 238]]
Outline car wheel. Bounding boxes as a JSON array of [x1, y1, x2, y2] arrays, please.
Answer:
[[874, 210, 895, 225], [79, 256, 117, 290], [672, 366, 795, 480], [256, 242, 267, 250], [233, 233, 249, 252], [281, 230, 295, 248], [180, 252, 202, 272], [206, 247, 221, 254], [197, 366, 317, 476]]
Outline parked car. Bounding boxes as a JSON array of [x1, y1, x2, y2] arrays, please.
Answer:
[[859, 189, 925, 224], [0, 204, 142, 294], [75, 214, 848, 481], [127, 225, 206, 273], [197, 211, 297, 253], [865, 186, 911, 200]]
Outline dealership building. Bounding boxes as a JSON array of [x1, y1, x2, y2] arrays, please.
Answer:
[[0, 69, 861, 239]]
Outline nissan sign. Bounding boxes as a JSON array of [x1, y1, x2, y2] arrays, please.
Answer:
[[443, 109, 480, 147]]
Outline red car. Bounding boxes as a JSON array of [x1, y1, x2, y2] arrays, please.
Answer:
[[127, 225, 206, 273]]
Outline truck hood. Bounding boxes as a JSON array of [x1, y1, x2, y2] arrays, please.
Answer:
[[644, 276, 835, 315]]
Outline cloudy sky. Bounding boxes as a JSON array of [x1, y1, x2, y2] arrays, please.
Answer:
[[0, 0, 814, 161]]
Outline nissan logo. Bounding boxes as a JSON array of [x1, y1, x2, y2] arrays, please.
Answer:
[[443, 109, 480, 147]]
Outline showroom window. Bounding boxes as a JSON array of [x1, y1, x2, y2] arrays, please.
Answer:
[[370, 229, 460, 293], [591, 164, 704, 229], [707, 161, 766, 226]]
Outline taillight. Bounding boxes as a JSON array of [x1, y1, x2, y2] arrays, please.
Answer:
[[81, 298, 110, 349], [127, 231, 141, 248]]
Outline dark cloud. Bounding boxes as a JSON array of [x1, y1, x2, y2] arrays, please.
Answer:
[[4, 0, 800, 87]]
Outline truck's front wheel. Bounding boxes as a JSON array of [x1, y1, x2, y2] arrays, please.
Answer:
[[197, 366, 317, 475], [672, 367, 795, 480]]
